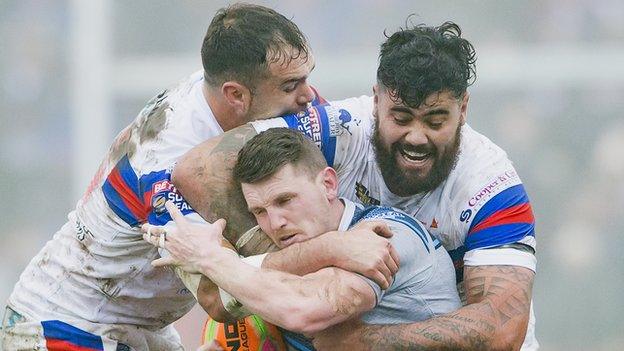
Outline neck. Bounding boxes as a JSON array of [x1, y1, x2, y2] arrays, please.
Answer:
[[328, 198, 346, 231], [202, 82, 244, 132]]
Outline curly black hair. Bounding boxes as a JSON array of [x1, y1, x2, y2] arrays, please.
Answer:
[[377, 21, 476, 108]]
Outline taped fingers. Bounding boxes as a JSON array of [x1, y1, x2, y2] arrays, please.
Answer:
[[141, 224, 168, 249], [158, 229, 167, 249]]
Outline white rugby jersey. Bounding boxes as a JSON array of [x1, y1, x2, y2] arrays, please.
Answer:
[[252, 95, 538, 350], [8, 71, 219, 336]]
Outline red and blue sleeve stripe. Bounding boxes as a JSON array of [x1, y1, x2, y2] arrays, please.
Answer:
[[465, 184, 535, 251], [42, 320, 104, 351], [102, 155, 150, 226]]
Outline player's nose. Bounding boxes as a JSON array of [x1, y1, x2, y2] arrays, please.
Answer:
[[268, 210, 287, 231], [296, 83, 315, 106], [404, 126, 429, 146]]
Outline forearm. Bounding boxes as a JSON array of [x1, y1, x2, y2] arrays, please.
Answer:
[[262, 231, 338, 275], [332, 265, 534, 351], [200, 249, 371, 334], [348, 301, 510, 351]]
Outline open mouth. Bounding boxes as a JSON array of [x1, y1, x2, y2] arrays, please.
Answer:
[[399, 148, 431, 162], [280, 233, 299, 246], [397, 144, 434, 165]]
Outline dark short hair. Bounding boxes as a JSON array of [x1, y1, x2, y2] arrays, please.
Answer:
[[233, 128, 327, 184], [201, 3, 309, 90], [377, 21, 476, 108]]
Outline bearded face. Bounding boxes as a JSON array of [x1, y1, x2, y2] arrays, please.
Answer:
[[371, 87, 467, 196]]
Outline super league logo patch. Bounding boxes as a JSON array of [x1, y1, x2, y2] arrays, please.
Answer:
[[152, 193, 168, 214]]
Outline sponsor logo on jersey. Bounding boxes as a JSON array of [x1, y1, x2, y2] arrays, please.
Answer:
[[296, 107, 323, 146], [222, 319, 251, 350], [459, 209, 472, 223], [323, 105, 357, 136], [466, 169, 519, 208], [152, 193, 168, 214], [150, 178, 193, 216], [324, 105, 344, 137], [152, 179, 174, 194], [355, 182, 380, 206], [166, 191, 193, 212]]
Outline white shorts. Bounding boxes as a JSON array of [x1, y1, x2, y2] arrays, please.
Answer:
[[1, 307, 183, 351]]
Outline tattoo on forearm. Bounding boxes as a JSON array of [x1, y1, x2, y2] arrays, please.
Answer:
[[356, 265, 534, 351]]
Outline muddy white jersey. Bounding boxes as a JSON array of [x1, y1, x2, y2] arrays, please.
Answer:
[[8, 71, 218, 335], [252, 95, 538, 350]]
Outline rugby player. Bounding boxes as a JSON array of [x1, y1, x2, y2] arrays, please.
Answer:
[[143, 128, 461, 350], [172, 22, 538, 350], [1, 4, 396, 350]]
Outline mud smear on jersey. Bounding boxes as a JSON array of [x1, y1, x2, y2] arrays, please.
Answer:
[[139, 100, 170, 144], [107, 125, 137, 163], [105, 92, 171, 163]]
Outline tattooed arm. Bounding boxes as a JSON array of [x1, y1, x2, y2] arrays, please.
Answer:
[[173, 124, 260, 246], [312, 264, 534, 351]]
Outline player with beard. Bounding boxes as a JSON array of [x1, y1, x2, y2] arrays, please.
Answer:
[[144, 128, 460, 350], [173, 22, 537, 350], [371, 105, 462, 197]]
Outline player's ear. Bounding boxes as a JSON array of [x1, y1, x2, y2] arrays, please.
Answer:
[[222, 81, 252, 115], [372, 84, 380, 118], [319, 167, 339, 200], [459, 92, 469, 125]]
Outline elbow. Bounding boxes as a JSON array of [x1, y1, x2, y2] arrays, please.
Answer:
[[491, 328, 526, 351], [276, 302, 330, 334], [487, 320, 528, 351]]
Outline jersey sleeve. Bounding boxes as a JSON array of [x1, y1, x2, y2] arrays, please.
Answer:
[[350, 208, 442, 305], [100, 88, 206, 228], [101, 155, 204, 226], [250, 96, 374, 171], [460, 167, 537, 271]]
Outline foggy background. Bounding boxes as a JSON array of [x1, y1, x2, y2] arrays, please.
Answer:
[[1, 0, 623, 350]]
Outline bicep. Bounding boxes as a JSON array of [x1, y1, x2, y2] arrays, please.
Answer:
[[172, 124, 258, 242]]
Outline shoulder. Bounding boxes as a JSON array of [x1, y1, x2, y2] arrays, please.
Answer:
[[354, 206, 426, 234], [353, 206, 439, 255], [443, 124, 525, 218], [442, 126, 536, 251]]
